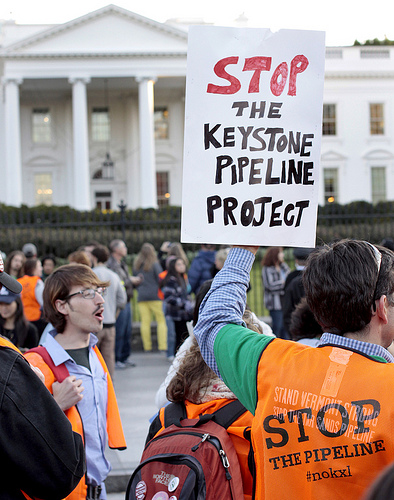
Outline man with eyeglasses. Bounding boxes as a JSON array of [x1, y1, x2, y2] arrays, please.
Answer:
[[194, 239, 394, 499], [25, 263, 126, 500]]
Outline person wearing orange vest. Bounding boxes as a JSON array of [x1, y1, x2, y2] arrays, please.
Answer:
[[150, 334, 256, 500], [0, 253, 85, 499], [18, 257, 47, 335], [195, 241, 394, 499], [25, 262, 126, 500]]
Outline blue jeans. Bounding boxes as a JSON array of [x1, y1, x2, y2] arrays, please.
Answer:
[[269, 309, 289, 340], [166, 315, 176, 358], [115, 303, 132, 363]]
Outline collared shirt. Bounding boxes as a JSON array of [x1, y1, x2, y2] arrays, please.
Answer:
[[319, 332, 394, 363], [43, 331, 110, 494]]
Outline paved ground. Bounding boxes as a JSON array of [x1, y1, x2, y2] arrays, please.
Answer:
[[106, 350, 171, 497]]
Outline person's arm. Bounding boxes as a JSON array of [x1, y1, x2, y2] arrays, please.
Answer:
[[115, 274, 127, 310], [0, 348, 85, 499], [194, 246, 274, 414], [35, 278, 44, 307]]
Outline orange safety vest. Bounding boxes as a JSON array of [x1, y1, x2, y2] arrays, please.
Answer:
[[17, 275, 42, 321], [252, 340, 394, 499], [157, 398, 254, 500], [25, 345, 126, 500]]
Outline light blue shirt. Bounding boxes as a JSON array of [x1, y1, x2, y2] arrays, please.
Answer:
[[43, 330, 110, 495]]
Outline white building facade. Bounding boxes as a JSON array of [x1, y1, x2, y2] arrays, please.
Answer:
[[1, 6, 394, 210]]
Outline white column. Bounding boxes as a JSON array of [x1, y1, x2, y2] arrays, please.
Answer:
[[136, 76, 158, 209], [69, 77, 91, 210], [4, 78, 23, 206]]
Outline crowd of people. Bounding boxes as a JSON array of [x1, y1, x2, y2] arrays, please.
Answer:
[[3, 236, 394, 498]]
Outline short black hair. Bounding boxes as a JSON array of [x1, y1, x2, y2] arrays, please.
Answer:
[[303, 239, 394, 335]]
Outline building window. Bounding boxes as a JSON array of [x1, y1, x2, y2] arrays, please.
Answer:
[[32, 108, 51, 143], [35, 173, 53, 206], [323, 168, 338, 204], [322, 104, 336, 135], [92, 107, 110, 142], [154, 107, 169, 140], [371, 167, 386, 204], [156, 172, 170, 207], [370, 103, 384, 135], [95, 191, 112, 211]]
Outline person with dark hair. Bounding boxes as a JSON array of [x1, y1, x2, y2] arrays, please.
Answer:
[[41, 253, 57, 281], [0, 288, 38, 350], [261, 246, 290, 338], [91, 244, 127, 377], [18, 257, 47, 335], [25, 263, 126, 500], [160, 257, 193, 355], [157, 242, 189, 361], [0, 252, 86, 499], [194, 240, 394, 498], [4, 249, 26, 279]]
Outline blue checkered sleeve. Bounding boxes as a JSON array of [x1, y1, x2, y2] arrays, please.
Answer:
[[193, 247, 255, 378]]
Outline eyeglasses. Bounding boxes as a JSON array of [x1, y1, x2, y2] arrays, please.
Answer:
[[65, 288, 107, 301], [365, 242, 382, 311]]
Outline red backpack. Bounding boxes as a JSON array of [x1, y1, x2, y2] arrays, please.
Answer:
[[127, 400, 247, 500]]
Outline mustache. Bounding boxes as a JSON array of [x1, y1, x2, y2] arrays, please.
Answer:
[[93, 305, 104, 315]]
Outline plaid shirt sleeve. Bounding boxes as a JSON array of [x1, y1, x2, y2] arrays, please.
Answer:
[[193, 247, 255, 378]]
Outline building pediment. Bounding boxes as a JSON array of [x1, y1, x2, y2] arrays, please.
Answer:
[[321, 150, 347, 162], [4, 4, 188, 58], [363, 149, 394, 161]]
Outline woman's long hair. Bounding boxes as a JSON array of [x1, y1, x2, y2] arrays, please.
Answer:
[[133, 243, 158, 272], [4, 251, 26, 279], [161, 258, 186, 289], [0, 297, 31, 347]]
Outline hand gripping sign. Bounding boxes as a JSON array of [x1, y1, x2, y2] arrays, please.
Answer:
[[181, 26, 325, 247]]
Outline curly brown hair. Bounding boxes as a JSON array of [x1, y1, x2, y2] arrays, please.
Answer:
[[167, 309, 263, 404]]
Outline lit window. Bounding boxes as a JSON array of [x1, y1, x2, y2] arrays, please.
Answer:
[[322, 104, 336, 136], [95, 191, 112, 211], [35, 173, 53, 206], [371, 167, 386, 204], [154, 107, 169, 140], [156, 172, 170, 207], [32, 108, 51, 143], [92, 107, 110, 142], [323, 168, 338, 204], [370, 103, 384, 135]]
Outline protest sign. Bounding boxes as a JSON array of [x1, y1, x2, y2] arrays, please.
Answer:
[[181, 26, 325, 247]]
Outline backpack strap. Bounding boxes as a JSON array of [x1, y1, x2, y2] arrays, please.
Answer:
[[164, 401, 188, 427], [27, 346, 70, 382], [164, 399, 247, 430], [197, 399, 247, 429]]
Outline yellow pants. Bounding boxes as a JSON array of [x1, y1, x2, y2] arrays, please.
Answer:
[[138, 300, 167, 351]]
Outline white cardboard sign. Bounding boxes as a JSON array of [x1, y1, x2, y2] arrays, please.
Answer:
[[181, 26, 326, 247]]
